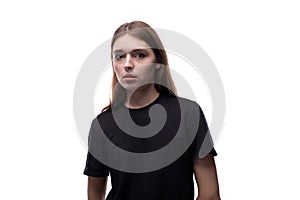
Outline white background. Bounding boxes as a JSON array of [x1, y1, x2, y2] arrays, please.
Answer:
[[1, 0, 299, 199]]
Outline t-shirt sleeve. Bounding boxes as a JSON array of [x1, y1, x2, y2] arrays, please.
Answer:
[[84, 152, 109, 177], [83, 118, 109, 177], [190, 105, 217, 159]]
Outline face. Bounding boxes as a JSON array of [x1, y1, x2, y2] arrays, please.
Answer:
[[112, 34, 159, 92]]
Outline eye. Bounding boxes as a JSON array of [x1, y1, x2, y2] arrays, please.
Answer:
[[114, 54, 125, 60], [135, 53, 146, 58], [132, 51, 147, 59]]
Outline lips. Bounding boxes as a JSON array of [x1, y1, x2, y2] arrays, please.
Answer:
[[123, 74, 137, 79]]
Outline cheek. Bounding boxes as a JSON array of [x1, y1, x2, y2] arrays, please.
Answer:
[[113, 64, 121, 77], [147, 64, 156, 73], [141, 65, 156, 78]]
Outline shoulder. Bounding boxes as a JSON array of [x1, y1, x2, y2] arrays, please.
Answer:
[[90, 109, 113, 127], [159, 93, 204, 120], [161, 93, 199, 106], [174, 95, 201, 114], [96, 109, 112, 119]]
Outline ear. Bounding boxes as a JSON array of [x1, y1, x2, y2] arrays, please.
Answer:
[[155, 64, 161, 69]]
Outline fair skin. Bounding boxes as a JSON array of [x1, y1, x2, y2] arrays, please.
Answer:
[[87, 34, 220, 200], [194, 155, 221, 200], [112, 34, 160, 108], [87, 177, 107, 200]]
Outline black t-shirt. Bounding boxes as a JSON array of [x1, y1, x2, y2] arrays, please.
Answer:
[[84, 93, 217, 200]]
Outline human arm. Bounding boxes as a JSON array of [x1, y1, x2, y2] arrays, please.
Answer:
[[85, 118, 110, 200], [193, 154, 220, 200], [87, 176, 108, 200]]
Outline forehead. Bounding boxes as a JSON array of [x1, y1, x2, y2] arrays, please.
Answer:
[[112, 34, 151, 52]]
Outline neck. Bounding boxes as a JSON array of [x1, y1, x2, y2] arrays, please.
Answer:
[[125, 84, 159, 109]]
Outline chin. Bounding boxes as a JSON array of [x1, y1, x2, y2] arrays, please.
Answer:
[[120, 83, 139, 92]]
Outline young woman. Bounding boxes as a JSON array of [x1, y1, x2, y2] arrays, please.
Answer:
[[84, 21, 221, 200]]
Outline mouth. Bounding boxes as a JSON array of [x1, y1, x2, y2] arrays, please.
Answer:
[[123, 74, 138, 80]]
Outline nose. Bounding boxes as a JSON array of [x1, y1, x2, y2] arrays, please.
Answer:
[[124, 54, 134, 71]]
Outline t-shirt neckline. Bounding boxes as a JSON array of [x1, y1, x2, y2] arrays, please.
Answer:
[[123, 93, 162, 111]]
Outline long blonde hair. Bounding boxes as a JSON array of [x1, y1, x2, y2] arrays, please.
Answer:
[[102, 21, 177, 112]]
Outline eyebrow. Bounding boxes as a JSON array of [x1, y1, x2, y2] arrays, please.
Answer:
[[112, 48, 150, 54]]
